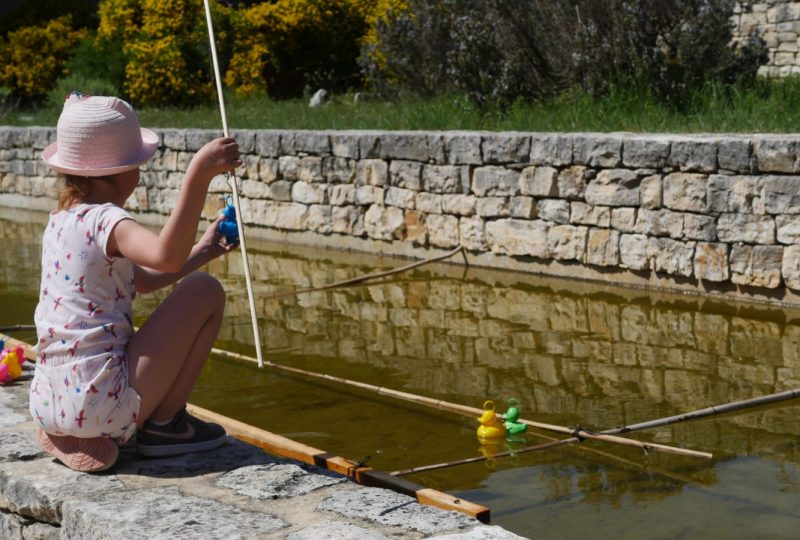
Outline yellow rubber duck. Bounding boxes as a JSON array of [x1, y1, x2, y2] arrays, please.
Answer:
[[476, 400, 506, 442]]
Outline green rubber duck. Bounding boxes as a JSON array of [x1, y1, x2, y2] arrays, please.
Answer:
[[502, 398, 527, 436]]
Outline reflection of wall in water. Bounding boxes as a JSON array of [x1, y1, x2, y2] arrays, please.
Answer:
[[188, 247, 800, 443]]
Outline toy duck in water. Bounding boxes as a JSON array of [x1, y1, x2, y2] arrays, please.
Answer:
[[476, 400, 506, 441], [502, 398, 528, 436]]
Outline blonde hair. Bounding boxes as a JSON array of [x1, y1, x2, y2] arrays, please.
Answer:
[[58, 174, 109, 210]]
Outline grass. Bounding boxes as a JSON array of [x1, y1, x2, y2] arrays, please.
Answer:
[[4, 78, 800, 133]]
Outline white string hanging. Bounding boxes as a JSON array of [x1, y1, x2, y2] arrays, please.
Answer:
[[203, 0, 265, 368]]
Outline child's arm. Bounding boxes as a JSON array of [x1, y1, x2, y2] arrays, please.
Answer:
[[107, 137, 241, 273], [133, 216, 238, 293]]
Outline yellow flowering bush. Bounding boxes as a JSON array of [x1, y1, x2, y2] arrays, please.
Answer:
[[225, 0, 381, 98], [97, 0, 232, 106], [0, 16, 86, 99]]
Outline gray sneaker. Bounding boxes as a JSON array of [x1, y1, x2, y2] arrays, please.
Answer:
[[136, 407, 227, 457]]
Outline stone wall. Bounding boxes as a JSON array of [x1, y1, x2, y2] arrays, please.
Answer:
[[6, 127, 800, 305], [733, 1, 800, 76]]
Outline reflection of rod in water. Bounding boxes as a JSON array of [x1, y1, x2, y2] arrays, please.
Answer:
[[390, 389, 800, 476], [0, 324, 35, 333], [261, 246, 467, 301], [209, 346, 708, 459]]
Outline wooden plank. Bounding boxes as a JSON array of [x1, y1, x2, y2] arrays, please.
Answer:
[[187, 404, 490, 522]]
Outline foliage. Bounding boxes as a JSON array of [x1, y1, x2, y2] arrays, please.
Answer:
[[362, 0, 768, 110], [225, 0, 376, 98], [97, 0, 233, 107], [0, 0, 100, 37], [0, 16, 87, 100]]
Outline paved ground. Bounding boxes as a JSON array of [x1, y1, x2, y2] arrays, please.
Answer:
[[0, 363, 526, 539]]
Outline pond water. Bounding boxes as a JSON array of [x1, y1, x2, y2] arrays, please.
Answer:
[[2, 208, 799, 539]]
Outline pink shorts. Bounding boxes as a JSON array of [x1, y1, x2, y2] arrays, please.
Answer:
[[29, 354, 141, 444]]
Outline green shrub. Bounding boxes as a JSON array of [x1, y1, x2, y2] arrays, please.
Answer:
[[0, 16, 86, 101], [362, 0, 768, 110]]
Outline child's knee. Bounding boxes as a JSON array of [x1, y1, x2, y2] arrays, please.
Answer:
[[183, 272, 225, 307]]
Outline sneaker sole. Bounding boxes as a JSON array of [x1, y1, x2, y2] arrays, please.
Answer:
[[136, 435, 227, 458], [36, 429, 119, 472]]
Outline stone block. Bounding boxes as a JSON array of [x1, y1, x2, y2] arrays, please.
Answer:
[[481, 133, 531, 163], [777, 214, 800, 243], [322, 156, 356, 183], [652, 237, 695, 277], [530, 133, 572, 166], [573, 134, 622, 167], [459, 215, 487, 250], [622, 137, 670, 168], [782, 244, 800, 290], [332, 205, 364, 235], [509, 196, 536, 218], [231, 129, 256, 153], [308, 204, 332, 233], [611, 208, 637, 232], [424, 165, 463, 194], [356, 159, 388, 186], [663, 173, 708, 212], [570, 201, 610, 226], [707, 174, 763, 213], [380, 132, 431, 161], [476, 197, 509, 217], [427, 213, 460, 247], [640, 174, 662, 209], [329, 132, 360, 158], [292, 181, 326, 204], [762, 175, 800, 213], [519, 166, 558, 196], [417, 192, 443, 213], [442, 194, 476, 216], [62, 486, 286, 538], [634, 208, 683, 238], [585, 169, 640, 206], [317, 488, 474, 536], [683, 213, 717, 241], [444, 133, 483, 164], [694, 242, 729, 281], [537, 199, 570, 224], [754, 137, 798, 172], [256, 131, 281, 157], [385, 186, 416, 209], [294, 131, 331, 155], [390, 160, 423, 190], [668, 140, 718, 172], [557, 166, 589, 200], [472, 166, 519, 196], [355, 185, 384, 205], [586, 228, 620, 266], [619, 234, 649, 270], [365, 204, 405, 240], [717, 138, 753, 172], [730, 244, 783, 288], [717, 213, 775, 243], [485, 219, 549, 257], [547, 224, 587, 261]]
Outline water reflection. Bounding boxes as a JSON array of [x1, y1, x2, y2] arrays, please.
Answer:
[[2, 208, 799, 539]]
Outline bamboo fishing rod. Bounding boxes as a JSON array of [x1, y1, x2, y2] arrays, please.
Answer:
[[390, 388, 800, 476], [203, 0, 264, 368], [209, 346, 709, 459]]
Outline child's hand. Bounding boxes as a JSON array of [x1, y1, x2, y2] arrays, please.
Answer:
[[198, 215, 239, 262], [189, 137, 242, 181]]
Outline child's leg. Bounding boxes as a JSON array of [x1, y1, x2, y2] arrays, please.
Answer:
[[126, 272, 225, 427]]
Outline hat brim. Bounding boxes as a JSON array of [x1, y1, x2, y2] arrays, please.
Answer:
[[42, 128, 159, 177]]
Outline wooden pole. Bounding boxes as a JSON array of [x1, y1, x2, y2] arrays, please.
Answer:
[[209, 346, 710, 459], [263, 246, 465, 301], [203, 0, 264, 368], [186, 403, 490, 523], [391, 388, 800, 476]]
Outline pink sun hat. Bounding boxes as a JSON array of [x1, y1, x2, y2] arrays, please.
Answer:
[[42, 94, 159, 177]]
